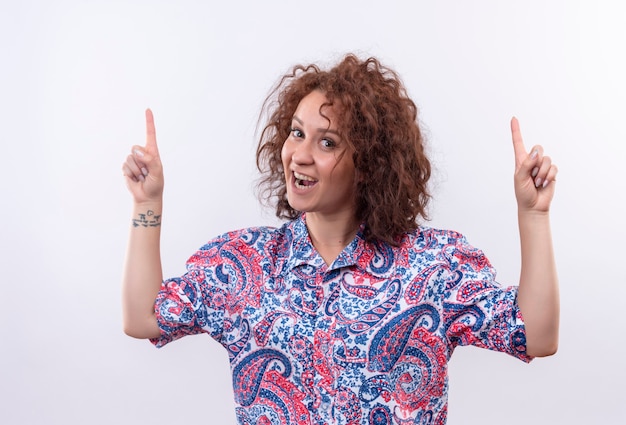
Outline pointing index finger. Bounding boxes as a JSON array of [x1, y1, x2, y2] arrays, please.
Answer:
[[510, 116, 527, 166], [145, 108, 159, 154]]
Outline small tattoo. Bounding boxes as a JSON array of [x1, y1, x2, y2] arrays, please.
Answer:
[[133, 210, 161, 228]]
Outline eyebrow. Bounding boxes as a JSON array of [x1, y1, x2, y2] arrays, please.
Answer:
[[292, 115, 341, 137]]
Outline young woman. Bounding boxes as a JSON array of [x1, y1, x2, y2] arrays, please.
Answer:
[[122, 54, 558, 425]]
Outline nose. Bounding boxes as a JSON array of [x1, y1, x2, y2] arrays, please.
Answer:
[[291, 139, 314, 165]]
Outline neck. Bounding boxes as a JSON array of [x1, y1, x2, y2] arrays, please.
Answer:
[[304, 212, 360, 266]]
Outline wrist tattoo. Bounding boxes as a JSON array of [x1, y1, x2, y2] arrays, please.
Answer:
[[133, 210, 161, 228]]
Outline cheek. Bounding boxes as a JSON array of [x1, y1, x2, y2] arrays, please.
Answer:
[[337, 158, 356, 183], [280, 143, 289, 170]]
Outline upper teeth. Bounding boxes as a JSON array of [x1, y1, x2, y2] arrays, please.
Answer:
[[294, 172, 316, 182]]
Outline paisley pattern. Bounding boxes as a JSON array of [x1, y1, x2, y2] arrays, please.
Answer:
[[152, 215, 531, 424]]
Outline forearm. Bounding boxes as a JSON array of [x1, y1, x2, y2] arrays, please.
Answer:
[[516, 210, 560, 357], [122, 201, 164, 339]]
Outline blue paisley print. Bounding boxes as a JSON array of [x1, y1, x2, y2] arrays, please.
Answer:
[[152, 215, 531, 424]]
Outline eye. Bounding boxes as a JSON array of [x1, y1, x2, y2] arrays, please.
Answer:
[[320, 138, 336, 149], [290, 128, 304, 138]]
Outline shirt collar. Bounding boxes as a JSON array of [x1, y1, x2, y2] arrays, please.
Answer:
[[281, 214, 396, 278], [283, 215, 326, 271]]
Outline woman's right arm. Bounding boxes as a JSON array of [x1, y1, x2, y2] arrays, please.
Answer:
[[121, 109, 164, 339]]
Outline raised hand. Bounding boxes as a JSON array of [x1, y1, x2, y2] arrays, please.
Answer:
[[511, 117, 560, 357], [122, 109, 164, 204], [511, 117, 558, 214]]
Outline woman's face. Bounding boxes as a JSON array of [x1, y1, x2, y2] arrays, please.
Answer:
[[281, 90, 356, 218]]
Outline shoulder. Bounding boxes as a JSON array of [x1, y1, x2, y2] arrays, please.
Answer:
[[399, 225, 467, 251], [187, 222, 294, 266], [398, 226, 491, 269]]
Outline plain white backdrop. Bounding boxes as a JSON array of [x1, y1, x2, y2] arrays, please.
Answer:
[[1, 0, 625, 424]]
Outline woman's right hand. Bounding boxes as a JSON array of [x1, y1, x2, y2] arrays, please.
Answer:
[[122, 109, 164, 204]]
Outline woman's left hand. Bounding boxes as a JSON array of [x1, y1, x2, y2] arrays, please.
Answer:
[[511, 117, 558, 213]]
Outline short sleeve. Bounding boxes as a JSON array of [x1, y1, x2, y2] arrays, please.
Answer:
[[442, 234, 533, 363], [150, 237, 233, 348]]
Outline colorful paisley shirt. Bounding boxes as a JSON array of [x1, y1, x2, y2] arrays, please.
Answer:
[[151, 215, 532, 424]]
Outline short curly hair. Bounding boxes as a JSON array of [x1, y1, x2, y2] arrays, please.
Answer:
[[256, 54, 431, 246]]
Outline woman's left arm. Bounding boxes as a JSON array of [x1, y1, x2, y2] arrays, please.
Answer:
[[510, 117, 559, 357]]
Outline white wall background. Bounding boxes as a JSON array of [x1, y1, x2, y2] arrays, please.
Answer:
[[1, 0, 624, 424]]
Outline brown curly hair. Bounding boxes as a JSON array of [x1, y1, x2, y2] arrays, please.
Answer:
[[256, 54, 431, 246]]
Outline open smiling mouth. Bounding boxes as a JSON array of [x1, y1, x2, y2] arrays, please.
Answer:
[[294, 171, 318, 189]]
